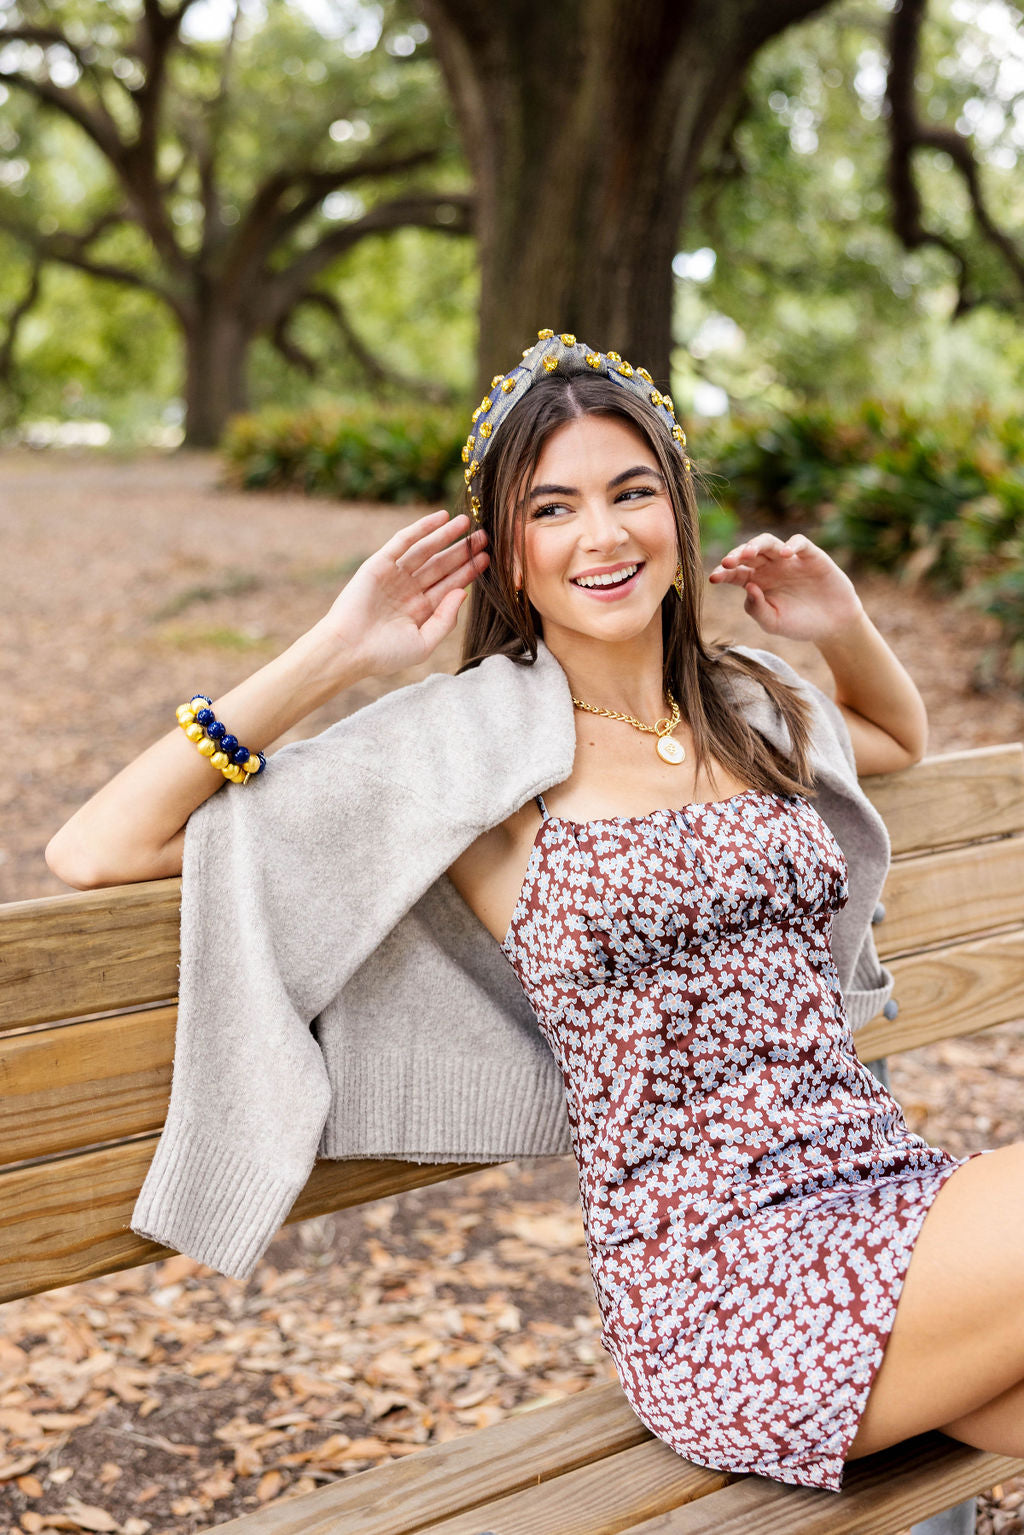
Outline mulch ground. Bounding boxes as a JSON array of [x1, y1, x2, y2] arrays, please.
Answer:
[[2, 448, 1023, 1535]]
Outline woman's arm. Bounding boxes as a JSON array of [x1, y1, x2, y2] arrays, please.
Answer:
[[709, 533, 928, 777], [46, 510, 489, 889], [815, 608, 928, 774]]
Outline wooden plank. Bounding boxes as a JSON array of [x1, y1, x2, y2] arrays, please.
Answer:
[[862, 742, 1024, 856], [386, 1442, 733, 1535], [855, 928, 1024, 1058], [874, 836, 1024, 957], [2, 745, 1019, 1038], [620, 1434, 1023, 1534], [0, 1006, 177, 1164], [0, 1139, 487, 1302], [6, 922, 1023, 1170], [0, 878, 181, 1031], [204, 1383, 657, 1535]]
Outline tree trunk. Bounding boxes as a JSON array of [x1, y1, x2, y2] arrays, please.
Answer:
[[182, 303, 251, 447], [418, 0, 833, 393]]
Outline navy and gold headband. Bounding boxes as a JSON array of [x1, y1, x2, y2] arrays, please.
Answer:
[[462, 327, 691, 522]]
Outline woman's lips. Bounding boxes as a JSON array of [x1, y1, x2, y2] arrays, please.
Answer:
[[570, 563, 645, 600]]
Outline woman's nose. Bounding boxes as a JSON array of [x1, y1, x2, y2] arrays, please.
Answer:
[[580, 505, 629, 551]]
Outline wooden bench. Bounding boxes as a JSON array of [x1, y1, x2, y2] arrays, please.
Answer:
[[2, 743, 1023, 1535]]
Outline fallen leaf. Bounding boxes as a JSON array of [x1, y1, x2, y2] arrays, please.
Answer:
[[0, 1454, 42, 1481], [256, 1469, 284, 1502], [61, 1499, 120, 1532]]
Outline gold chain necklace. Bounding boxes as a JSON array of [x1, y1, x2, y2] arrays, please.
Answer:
[[570, 688, 687, 765]]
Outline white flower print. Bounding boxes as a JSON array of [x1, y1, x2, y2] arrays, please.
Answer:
[[502, 789, 988, 1492]]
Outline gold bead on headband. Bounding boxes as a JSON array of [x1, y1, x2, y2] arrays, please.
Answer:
[[464, 328, 692, 522]]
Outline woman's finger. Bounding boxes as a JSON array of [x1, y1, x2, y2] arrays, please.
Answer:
[[413, 527, 488, 589], [416, 585, 468, 652], [427, 547, 490, 604], [380, 508, 454, 564], [394, 517, 481, 582]]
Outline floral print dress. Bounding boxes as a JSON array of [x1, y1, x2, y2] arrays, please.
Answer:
[[500, 787, 990, 1492]]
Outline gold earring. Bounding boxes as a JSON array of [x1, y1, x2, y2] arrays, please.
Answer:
[[673, 563, 684, 599]]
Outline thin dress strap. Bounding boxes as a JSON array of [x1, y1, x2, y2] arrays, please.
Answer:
[[535, 792, 550, 820]]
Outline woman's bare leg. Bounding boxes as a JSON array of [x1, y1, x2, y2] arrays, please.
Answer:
[[845, 1141, 1024, 1460], [938, 1374, 1024, 1455]]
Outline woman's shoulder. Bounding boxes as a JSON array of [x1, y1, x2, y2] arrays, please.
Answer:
[[266, 644, 576, 820]]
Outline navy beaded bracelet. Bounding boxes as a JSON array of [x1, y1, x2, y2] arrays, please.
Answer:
[[175, 694, 267, 784]]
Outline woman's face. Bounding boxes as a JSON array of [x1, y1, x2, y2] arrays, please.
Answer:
[[514, 413, 679, 650]]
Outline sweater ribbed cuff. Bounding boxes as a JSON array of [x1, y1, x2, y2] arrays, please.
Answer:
[[846, 957, 895, 1033], [130, 1118, 312, 1281], [319, 1050, 572, 1163]]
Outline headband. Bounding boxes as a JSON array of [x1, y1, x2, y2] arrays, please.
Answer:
[[462, 327, 691, 523]]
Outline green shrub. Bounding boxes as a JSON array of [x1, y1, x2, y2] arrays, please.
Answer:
[[221, 401, 468, 505], [221, 398, 743, 555], [703, 399, 1024, 685]]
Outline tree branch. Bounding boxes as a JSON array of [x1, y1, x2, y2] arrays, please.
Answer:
[[223, 144, 444, 288], [0, 209, 178, 313], [0, 254, 43, 411], [886, 0, 1024, 315], [264, 193, 474, 325], [272, 288, 457, 404], [196, 0, 243, 260], [0, 62, 124, 164], [0, 20, 189, 278]]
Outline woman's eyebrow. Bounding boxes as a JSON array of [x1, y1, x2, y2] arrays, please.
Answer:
[[527, 465, 665, 499]]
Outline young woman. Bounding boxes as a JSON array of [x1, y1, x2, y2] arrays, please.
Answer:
[[46, 330, 1023, 1494]]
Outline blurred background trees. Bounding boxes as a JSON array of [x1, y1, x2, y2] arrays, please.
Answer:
[[0, 0, 472, 443], [1, 0, 1021, 441]]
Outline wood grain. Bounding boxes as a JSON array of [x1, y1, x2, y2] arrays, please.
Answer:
[[0, 1004, 177, 1162], [620, 1435, 1023, 1534], [862, 742, 1024, 855], [205, 1382, 657, 1535], [855, 928, 1024, 1059], [876, 837, 1024, 957], [0, 1139, 484, 1302], [0, 877, 181, 1030]]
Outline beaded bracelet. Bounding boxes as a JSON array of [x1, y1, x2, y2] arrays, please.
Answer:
[[175, 695, 267, 785]]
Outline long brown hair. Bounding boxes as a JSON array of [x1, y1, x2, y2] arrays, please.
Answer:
[[456, 374, 818, 800]]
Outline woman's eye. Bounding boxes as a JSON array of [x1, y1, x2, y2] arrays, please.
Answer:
[[531, 487, 658, 519]]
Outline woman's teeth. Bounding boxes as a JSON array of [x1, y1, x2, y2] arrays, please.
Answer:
[[572, 563, 641, 589]]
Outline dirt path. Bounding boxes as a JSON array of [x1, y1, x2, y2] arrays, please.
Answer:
[[2, 449, 1022, 1534]]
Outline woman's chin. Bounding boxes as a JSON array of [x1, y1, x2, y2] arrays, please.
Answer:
[[536, 606, 664, 648]]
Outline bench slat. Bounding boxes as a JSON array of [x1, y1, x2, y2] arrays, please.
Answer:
[[207, 1389, 703, 1535], [620, 1434, 1023, 1534], [319, 1440, 730, 1535], [5, 925, 1022, 1168], [0, 1140, 482, 1303], [862, 742, 1024, 854], [875, 835, 1024, 957], [3, 746, 1019, 1035], [0, 1005, 176, 1163], [0, 878, 181, 1031], [854, 927, 1024, 1060]]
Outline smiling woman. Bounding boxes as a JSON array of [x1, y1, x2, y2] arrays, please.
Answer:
[[45, 327, 1017, 1500]]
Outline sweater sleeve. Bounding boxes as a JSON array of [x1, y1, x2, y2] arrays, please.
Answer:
[[127, 718, 459, 1280], [129, 764, 335, 1281], [129, 653, 577, 1280]]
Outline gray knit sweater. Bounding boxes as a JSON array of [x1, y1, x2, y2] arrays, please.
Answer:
[[130, 639, 895, 1280]]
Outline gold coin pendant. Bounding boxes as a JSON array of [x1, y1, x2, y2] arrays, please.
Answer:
[[656, 736, 686, 765]]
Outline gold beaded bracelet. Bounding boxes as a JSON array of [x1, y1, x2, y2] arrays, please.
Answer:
[[175, 695, 266, 785]]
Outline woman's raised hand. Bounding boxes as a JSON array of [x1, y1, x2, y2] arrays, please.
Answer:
[[317, 509, 490, 678], [708, 533, 864, 643]]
